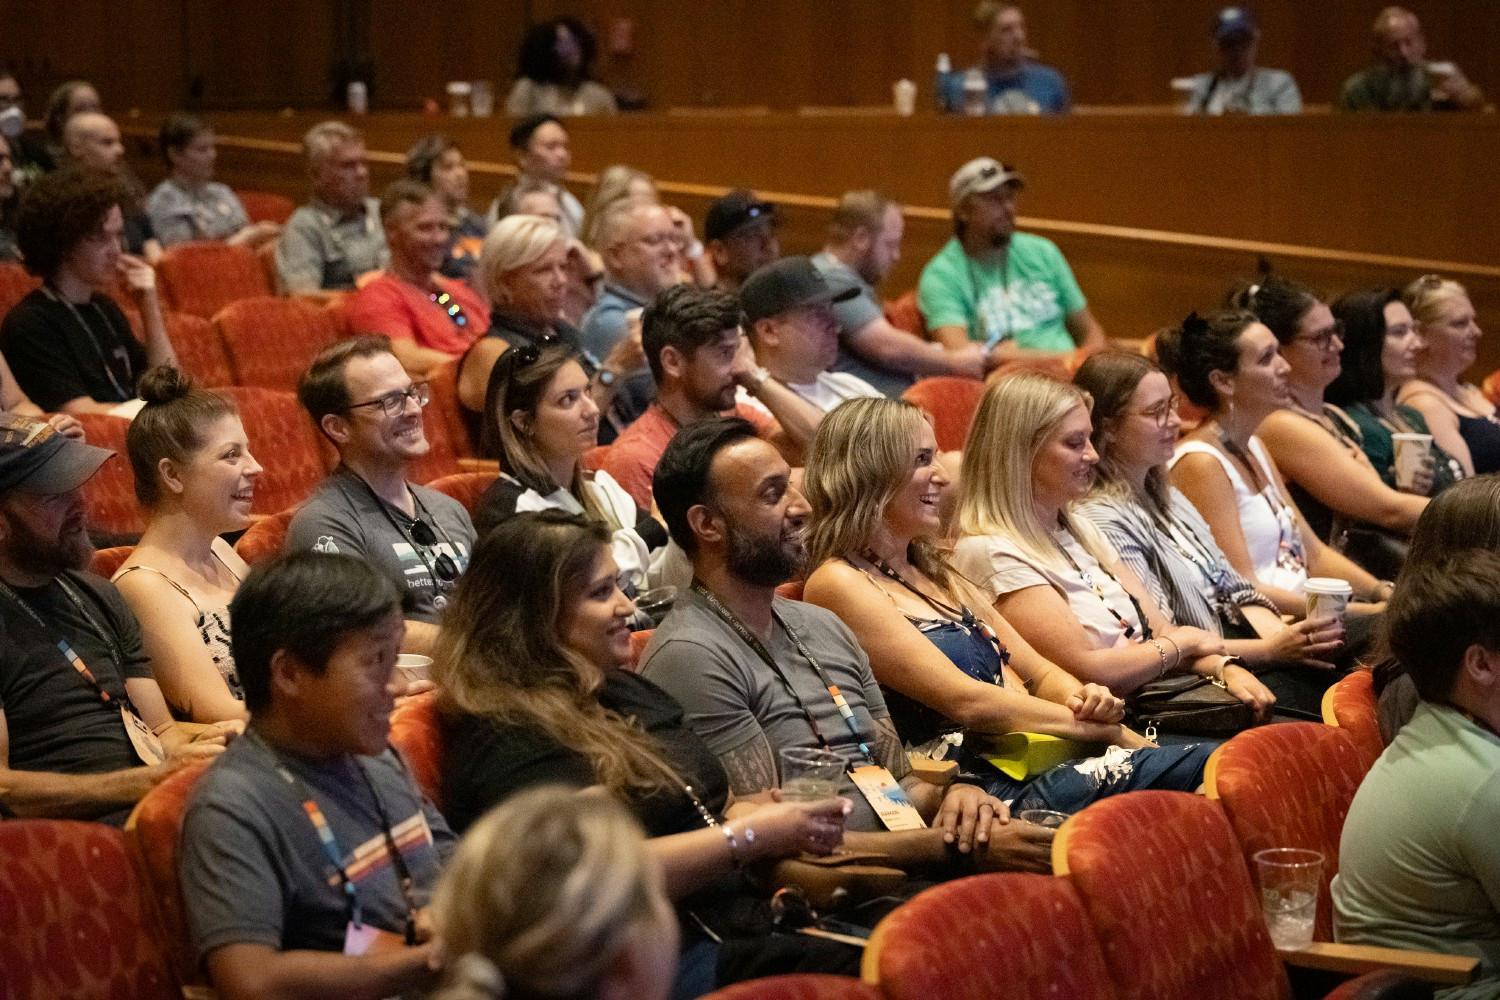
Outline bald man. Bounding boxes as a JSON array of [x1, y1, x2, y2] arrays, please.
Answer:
[[1339, 6, 1484, 111], [61, 112, 159, 260]]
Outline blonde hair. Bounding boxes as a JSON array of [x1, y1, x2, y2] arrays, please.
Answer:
[[303, 120, 361, 169], [956, 374, 1108, 568], [481, 215, 566, 305], [1402, 274, 1470, 330], [581, 165, 656, 249], [827, 190, 892, 244], [804, 397, 955, 588], [431, 786, 672, 1000]]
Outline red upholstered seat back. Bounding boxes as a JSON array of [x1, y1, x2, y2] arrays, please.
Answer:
[[164, 312, 235, 387], [0, 820, 177, 1000], [234, 189, 297, 226], [389, 691, 445, 810], [407, 400, 462, 485], [123, 759, 213, 990], [1057, 790, 1291, 1000], [424, 471, 498, 518], [628, 629, 654, 672], [901, 376, 985, 452], [73, 413, 144, 540], [426, 358, 475, 459], [1322, 669, 1384, 769], [867, 872, 1116, 1000], [883, 289, 925, 338], [218, 386, 332, 515], [156, 241, 274, 319], [775, 580, 805, 601], [90, 545, 134, 579], [1206, 723, 1368, 943], [214, 296, 347, 391], [0, 260, 40, 320], [234, 507, 296, 566], [701, 975, 882, 1000]]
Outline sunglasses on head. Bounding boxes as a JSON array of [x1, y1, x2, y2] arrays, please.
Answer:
[[509, 333, 562, 369]]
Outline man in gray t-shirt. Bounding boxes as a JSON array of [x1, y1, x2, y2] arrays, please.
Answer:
[[287, 337, 475, 653]]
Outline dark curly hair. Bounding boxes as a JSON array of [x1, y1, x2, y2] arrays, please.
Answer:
[[515, 18, 598, 86], [1156, 309, 1260, 411], [14, 165, 126, 279], [1226, 273, 1320, 346]]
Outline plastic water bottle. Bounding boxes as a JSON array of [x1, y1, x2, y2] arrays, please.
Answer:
[[962, 67, 987, 117]]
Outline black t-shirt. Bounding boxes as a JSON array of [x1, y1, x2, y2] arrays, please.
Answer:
[[1, 287, 146, 411], [0, 569, 153, 775], [439, 668, 729, 837]]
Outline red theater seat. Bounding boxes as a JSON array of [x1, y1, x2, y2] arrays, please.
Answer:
[[214, 296, 346, 391], [1322, 669, 1385, 769], [702, 976, 882, 1000], [155, 241, 274, 320], [73, 412, 144, 541], [89, 545, 134, 579], [0, 260, 41, 320], [389, 691, 445, 810], [234, 189, 297, 226], [164, 311, 235, 388], [901, 376, 984, 452], [234, 507, 296, 566], [219, 386, 332, 515], [425, 471, 498, 518]]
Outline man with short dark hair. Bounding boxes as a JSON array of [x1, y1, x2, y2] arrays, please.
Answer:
[[287, 336, 476, 654], [641, 417, 1050, 871], [938, 2, 1069, 114], [1334, 549, 1500, 994], [346, 180, 490, 377], [599, 284, 821, 512], [181, 551, 454, 1000], [704, 189, 780, 292], [814, 191, 984, 397], [919, 157, 1105, 367], [0, 414, 230, 824], [276, 121, 388, 294], [1339, 6, 1483, 112], [489, 113, 583, 237], [60, 111, 160, 260]]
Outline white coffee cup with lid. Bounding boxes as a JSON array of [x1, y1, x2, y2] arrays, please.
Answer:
[[1304, 578, 1353, 628], [1391, 433, 1432, 491], [395, 654, 433, 686]]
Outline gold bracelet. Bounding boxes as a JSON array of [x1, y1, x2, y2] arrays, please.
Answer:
[[1147, 639, 1169, 677], [1160, 634, 1182, 670]]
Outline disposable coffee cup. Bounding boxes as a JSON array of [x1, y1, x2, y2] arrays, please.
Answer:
[[1304, 578, 1353, 627], [1391, 433, 1432, 491], [395, 654, 433, 685], [893, 79, 917, 116]]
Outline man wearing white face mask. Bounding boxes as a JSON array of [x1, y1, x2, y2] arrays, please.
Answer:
[[0, 72, 48, 183]]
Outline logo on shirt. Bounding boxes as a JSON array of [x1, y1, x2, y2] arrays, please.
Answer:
[[312, 535, 341, 554]]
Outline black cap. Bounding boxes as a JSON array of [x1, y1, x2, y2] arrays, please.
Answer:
[[1214, 6, 1258, 41], [739, 257, 859, 325], [704, 189, 778, 243], [0, 414, 114, 495]]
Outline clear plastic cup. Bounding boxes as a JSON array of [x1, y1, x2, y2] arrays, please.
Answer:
[[780, 747, 844, 802], [633, 585, 678, 627], [1254, 848, 1323, 949], [1018, 809, 1069, 829], [1391, 433, 1432, 491]]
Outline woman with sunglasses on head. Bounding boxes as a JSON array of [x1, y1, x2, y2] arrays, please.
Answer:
[[1398, 274, 1500, 477], [1327, 286, 1464, 495], [803, 397, 1212, 814], [1075, 351, 1349, 715], [950, 374, 1275, 723], [474, 341, 666, 593], [1235, 277, 1428, 568], [1162, 311, 1389, 619], [436, 511, 859, 998]]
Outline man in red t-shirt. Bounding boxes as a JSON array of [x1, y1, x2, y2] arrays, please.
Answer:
[[346, 180, 489, 377], [602, 284, 823, 511]]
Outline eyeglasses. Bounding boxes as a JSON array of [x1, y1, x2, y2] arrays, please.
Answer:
[[346, 381, 430, 419], [1134, 394, 1182, 428], [1293, 321, 1345, 353], [409, 519, 461, 581], [509, 333, 561, 369]]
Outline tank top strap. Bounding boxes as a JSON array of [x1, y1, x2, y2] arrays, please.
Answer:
[[112, 565, 207, 625]]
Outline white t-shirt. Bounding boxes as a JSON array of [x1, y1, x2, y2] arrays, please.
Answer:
[[784, 371, 883, 413], [953, 519, 1140, 649], [510, 469, 652, 589]]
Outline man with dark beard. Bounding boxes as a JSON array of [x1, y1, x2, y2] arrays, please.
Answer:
[[0, 414, 232, 823], [641, 417, 1052, 872]]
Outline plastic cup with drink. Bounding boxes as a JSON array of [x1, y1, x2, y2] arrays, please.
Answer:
[[1254, 848, 1323, 949], [1391, 433, 1433, 492], [780, 747, 845, 802]]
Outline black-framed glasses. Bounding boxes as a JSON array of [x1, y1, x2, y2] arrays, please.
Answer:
[[346, 382, 430, 419], [409, 520, 460, 581], [1293, 321, 1345, 353], [1135, 394, 1182, 428]]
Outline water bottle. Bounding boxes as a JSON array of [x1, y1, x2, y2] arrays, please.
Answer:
[[962, 67, 987, 117], [935, 53, 952, 111]]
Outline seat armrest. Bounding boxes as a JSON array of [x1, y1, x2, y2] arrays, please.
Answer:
[[1279, 942, 1478, 987]]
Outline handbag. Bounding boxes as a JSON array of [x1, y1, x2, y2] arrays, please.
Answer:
[[1127, 673, 1255, 736]]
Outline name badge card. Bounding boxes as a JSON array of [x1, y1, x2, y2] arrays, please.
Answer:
[[849, 764, 926, 831]]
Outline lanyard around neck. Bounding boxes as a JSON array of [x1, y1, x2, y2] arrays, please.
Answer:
[[1052, 526, 1152, 641], [40, 285, 132, 399], [0, 575, 132, 703], [340, 467, 456, 595], [690, 580, 872, 763]]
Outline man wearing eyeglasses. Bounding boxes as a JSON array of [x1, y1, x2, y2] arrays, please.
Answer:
[[918, 157, 1106, 370], [287, 337, 476, 654]]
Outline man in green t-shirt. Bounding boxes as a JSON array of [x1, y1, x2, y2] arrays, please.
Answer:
[[917, 157, 1105, 367]]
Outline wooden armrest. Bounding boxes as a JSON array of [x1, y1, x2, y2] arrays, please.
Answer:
[[907, 755, 958, 785], [1279, 942, 1478, 987], [456, 457, 500, 474]]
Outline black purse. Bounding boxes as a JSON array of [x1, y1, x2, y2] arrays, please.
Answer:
[[1128, 673, 1256, 737]]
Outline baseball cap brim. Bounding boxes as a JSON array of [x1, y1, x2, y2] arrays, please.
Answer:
[[17, 440, 115, 495]]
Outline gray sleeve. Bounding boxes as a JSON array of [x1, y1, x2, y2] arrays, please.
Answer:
[[1088, 507, 1169, 617], [181, 789, 287, 957], [284, 491, 368, 560], [146, 187, 197, 248], [832, 289, 884, 342], [1269, 71, 1303, 114], [274, 209, 328, 294], [640, 637, 768, 757], [578, 305, 626, 364]]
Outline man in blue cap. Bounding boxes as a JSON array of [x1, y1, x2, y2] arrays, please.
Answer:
[[1183, 7, 1302, 115]]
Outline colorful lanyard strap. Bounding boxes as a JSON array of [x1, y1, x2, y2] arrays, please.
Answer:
[[1052, 528, 1153, 642], [691, 580, 873, 764], [0, 576, 135, 709]]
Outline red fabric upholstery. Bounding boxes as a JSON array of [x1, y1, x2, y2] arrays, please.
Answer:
[[775, 580, 805, 601], [218, 387, 333, 514], [0, 820, 177, 1000], [901, 377, 985, 452], [389, 691, 445, 810], [702, 975, 882, 1000], [1058, 790, 1291, 1000], [156, 241, 274, 319], [883, 290, 925, 338], [0, 260, 40, 320], [73, 413, 144, 540], [164, 311, 235, 387], [214, 296, 347, 390], [1206, 723, 1367, 943], [234, 508, 296, 566], [234, 189, 297, 226], [425, 471, 498, 517], [582, 444, 611, 472], [1322, 669, 1385, 769], [1483, 370, 1500, 408], [123, 759, 213, 991], [628, 629, 654, 672], [426, 359, 475, 458], [407, 401, 462, 485], [867, 872, 1116, 1000], [89, 545, 134, 579]]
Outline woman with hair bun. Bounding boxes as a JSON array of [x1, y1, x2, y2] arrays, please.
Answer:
[[431, 786, 677, 1000], [113, 366, 261, 724]]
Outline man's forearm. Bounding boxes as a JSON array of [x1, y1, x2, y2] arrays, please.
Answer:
[[0, 765, 159, 820], [844, 827, 952, 868], [852, 321, 984, 379], [210, 943, 440, 1000], [746, 377, 823, 454], [401, 620, 441, 656]]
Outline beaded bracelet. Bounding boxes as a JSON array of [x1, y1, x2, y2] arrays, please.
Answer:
[[1147, 639, 1169, 677], [1160, 634, 1182, 670]]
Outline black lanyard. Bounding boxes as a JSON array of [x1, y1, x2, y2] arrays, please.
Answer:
[[857, 551, 1010, 667], [1052, 526, 1152, 641], [41, 285, 133, 400], [339, 467, 459, 602], [0, 575, 133, 707], [691, 580, 873, 763]]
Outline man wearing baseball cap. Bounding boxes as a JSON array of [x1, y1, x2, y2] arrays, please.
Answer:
[[704, 188, 780, 292], [740, 256, 883, 413], [1183, 7, 1302, 115], [917, 157, 1105, 367], [0, 414, 231, 824]]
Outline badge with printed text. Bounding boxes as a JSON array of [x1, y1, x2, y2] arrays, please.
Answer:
[[122, 708, 164, 766], [849, 764, 926, 831]]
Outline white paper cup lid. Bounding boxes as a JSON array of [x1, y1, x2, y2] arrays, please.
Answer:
[[1304, 577, 1353, 597]]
